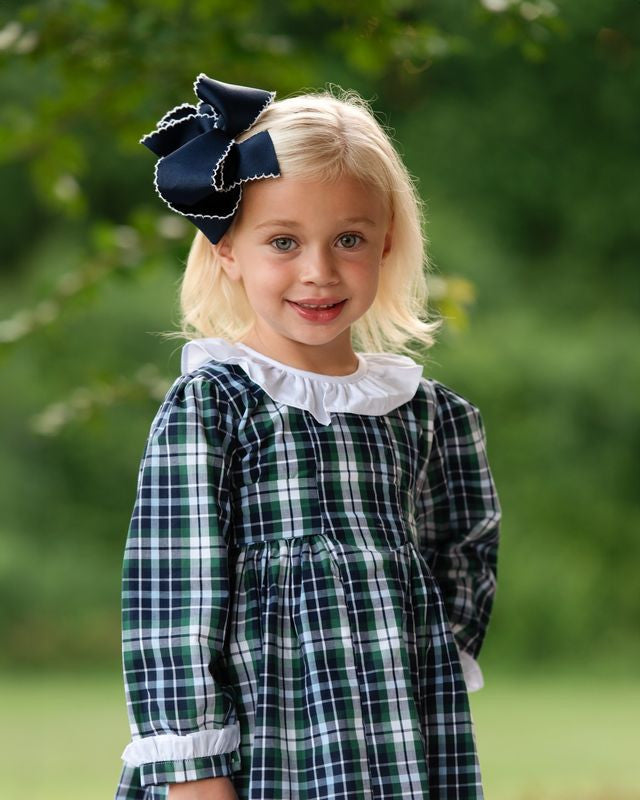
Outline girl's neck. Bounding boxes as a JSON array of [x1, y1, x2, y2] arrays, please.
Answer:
[[235, 337, 360, 377]]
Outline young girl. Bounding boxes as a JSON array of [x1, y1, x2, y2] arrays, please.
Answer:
[[115, 74, 501, 800]]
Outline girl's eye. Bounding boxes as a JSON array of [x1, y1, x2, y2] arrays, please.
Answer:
[[269, 234, 363, 251], [337, 233, 363, 249], [270, 237, 297, 252]]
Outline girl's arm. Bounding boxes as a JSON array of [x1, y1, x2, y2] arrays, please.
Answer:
[[415, 381, 502, 688], [119, 374, 242, 792], [169, 776, 239, 799]]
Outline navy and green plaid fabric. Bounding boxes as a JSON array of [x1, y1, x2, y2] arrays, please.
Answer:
[[115, 361, 501, 799]]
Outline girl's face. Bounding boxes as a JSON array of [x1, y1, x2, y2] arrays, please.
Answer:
[[216, 173, 393, 371]]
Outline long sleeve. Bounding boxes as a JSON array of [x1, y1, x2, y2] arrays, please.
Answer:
[[414, 381, 501, 690], [118, 373, 241, 791]]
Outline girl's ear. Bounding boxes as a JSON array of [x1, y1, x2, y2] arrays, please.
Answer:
[[381, 213, 394, 261], [216, 234, 241, 281]]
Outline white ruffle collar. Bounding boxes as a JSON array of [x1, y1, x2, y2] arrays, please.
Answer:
[[181, 337, 424, 426]]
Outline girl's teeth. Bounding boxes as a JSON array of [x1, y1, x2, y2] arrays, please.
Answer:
[[298, 303, 337, 309]]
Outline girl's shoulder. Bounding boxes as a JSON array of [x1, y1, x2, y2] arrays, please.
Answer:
[[410, 376, 486, 439], [416, 375, 482, 412], [145, 360, 253, 444], [183, 358, 254, 408]]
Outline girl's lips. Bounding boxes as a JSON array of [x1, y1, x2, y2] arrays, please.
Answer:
[[287, 299, 347, 322]]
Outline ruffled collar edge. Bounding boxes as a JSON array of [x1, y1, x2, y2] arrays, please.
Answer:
[[180, 337, 424, 425]]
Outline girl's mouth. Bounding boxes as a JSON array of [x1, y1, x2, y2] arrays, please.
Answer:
[[287, 299, 347, 322]]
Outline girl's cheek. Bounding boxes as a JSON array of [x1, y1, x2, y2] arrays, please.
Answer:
[[262, 248, 297, 262]]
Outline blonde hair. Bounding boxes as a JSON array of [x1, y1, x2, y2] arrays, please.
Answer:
[[161, 87, 441, 359]]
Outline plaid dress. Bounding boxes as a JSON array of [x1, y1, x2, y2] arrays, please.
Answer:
[[115, 343, 501, 800]]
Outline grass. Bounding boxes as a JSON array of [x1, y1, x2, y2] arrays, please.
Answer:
[[469, 673, 640, 799], [0, 670, 638, 799]]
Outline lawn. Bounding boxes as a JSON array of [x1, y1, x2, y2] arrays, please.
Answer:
[[1, 670, 638, 799], [470, 672, 640, 799]]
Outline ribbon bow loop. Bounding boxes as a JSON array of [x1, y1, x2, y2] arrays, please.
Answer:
[[194, 75, 275, 137], [140, 73, 280, 244]]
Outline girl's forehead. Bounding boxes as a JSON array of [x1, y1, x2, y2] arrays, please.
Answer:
[[241, 173, 389, 221]]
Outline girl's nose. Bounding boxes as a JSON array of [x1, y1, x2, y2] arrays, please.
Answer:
[[299, 245, 339, 283]]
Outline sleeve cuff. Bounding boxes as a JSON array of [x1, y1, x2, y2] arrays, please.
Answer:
[[140, 750, 241, 786], [456, 647, 485, 692], [121, 722, 241, 776]]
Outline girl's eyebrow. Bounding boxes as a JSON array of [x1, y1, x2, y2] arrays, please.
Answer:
[[254, 216, 377, 230]]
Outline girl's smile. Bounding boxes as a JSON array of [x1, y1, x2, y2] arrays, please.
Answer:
[[215, 173, 393, 374], [286, 297, 348, 321]]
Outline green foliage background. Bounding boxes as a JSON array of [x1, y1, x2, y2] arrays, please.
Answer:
[[0, 0, 638, 686]]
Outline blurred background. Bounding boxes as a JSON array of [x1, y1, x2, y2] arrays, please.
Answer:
[[1, 1, 638, 798]]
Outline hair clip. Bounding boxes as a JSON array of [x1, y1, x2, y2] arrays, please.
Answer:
[[140, 74, 281, 244]]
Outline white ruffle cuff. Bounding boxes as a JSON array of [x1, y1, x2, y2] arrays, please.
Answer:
[[180, 337, 424, 426], [121, 721, 241, 767], [457, 648, 485, 692]]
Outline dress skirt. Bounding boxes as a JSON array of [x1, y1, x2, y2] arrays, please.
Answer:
[[225, 534, 482, 799]]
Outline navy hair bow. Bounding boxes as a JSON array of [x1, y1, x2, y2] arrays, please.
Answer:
[[140, 74, 281, 244]]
